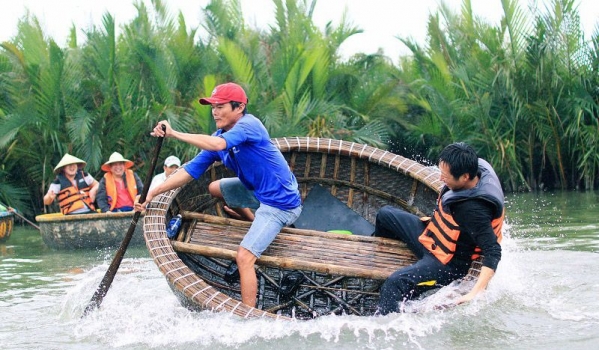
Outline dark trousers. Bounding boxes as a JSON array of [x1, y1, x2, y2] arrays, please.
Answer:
[[374, 206, 470, 314]]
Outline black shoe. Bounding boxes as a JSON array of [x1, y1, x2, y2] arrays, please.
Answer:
[[223, 262, 239, 284], [279, 271, 305, 297]]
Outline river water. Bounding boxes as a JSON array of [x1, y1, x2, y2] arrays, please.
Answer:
[[1, 191, 598, 350]]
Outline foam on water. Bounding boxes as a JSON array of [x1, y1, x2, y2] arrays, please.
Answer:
[[61, 257, 472, 349], [60, 241, 546, 350]]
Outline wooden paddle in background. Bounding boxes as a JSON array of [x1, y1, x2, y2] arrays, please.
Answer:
[[82, 125, 166, 317], [0, 203, 40, 230]]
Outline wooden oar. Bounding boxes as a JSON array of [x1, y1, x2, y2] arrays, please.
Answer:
[[82, 126, 166, 317], [0, 204, 40, 230]]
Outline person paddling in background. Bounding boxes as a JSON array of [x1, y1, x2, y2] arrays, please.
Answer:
[[0, 203, 15, 213], [135, 82, 302, 308], [96, 152, 143, 213], [375, 142, 504, 314], [148, 155, 181, 191], [43, 154, 99, 215]]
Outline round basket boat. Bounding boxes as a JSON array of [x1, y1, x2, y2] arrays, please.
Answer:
[[0, 211, 14, 243], [36, 211, 144, 250], [143, 137, 483, 320]]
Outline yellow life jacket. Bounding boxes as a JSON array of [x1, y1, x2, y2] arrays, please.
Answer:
[[104, 170, 138, 211], [56, 171, 95, 215]]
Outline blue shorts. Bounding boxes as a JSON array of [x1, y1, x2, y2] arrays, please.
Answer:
[[220, 178, 260, 209], [242, 204, 302, 258], [220, 177, 302, 258]]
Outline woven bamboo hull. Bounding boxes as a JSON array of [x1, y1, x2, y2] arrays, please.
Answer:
[[143, 137, 450, 320], [35, 211, 144, 250], [0, 212, 14, 243]]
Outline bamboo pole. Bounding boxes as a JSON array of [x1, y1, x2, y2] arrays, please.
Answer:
[[172, 240, 398, 280]]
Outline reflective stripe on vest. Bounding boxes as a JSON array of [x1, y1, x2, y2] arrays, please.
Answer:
[[419, 200, 460, 263], [104, 170, 138, 211], [56, 171, 95, 215], [418, 196, 504, 265]]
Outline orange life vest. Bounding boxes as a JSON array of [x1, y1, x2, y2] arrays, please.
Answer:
[[418, 159, 504, 265], [103, 170, 138, 211], [56, 171, 95, 215]]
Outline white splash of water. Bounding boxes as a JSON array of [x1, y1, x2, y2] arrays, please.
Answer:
[[55, 228, 599, 349], [60, 258, 460, 348]]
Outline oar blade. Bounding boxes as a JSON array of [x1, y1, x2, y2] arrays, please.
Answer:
[[82, 126, 165, 317]]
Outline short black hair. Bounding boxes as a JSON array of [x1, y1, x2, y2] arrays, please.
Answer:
[[230, 101, 247, 115], [438, 142, 479, 180]]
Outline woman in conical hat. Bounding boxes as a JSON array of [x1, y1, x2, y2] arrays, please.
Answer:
[[43, 153, 99, 215], [100, 152, 135, 172], [53, 153, 86, 174], [96, 152, 143, 213]]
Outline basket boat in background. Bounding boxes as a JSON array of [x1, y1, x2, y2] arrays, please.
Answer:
[[36, 211, 144, 250], [0, 211, 14, 243]]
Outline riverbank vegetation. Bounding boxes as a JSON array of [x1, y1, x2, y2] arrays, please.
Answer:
[[1, 0, 597, 215]]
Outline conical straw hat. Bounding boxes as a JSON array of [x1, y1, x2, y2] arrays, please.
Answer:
[[101, 152, 134, 172], [53, 154, 86, 174]]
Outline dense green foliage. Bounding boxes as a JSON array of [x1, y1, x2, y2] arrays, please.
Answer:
[[1, 0, 597, 216], [399, 0, 599, 193]]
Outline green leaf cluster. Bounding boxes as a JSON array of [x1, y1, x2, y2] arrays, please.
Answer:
[[396, 0, 599, 192]]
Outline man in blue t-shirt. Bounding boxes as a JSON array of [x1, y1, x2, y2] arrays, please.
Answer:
[[136, 82, 302, 308]]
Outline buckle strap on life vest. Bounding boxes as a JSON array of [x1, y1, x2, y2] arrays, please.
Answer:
[[57, 185, 95, 214], [55, 171, 95, 214]]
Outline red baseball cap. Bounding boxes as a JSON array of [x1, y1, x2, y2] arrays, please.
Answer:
[[199, 83, 248, 105]]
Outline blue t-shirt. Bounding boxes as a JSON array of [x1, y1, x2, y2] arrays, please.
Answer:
[[184, 114, 301, 210]]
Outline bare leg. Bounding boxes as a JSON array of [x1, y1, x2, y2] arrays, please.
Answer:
[[209, 180, 255, 221], [236, 246, 258, 307], [224, 206, 254, 221]]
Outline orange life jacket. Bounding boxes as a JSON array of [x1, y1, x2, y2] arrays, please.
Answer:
[[56, 171, 95, 215], [103, 170, 138, 211], [418, 159, 504, 265]]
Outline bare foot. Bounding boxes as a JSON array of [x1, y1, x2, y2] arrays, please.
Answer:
[[223, 205, 243, 220], [223, 205, 255, 221]]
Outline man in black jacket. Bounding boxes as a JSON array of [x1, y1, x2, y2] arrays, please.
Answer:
[[376, 142, 504, 314]]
